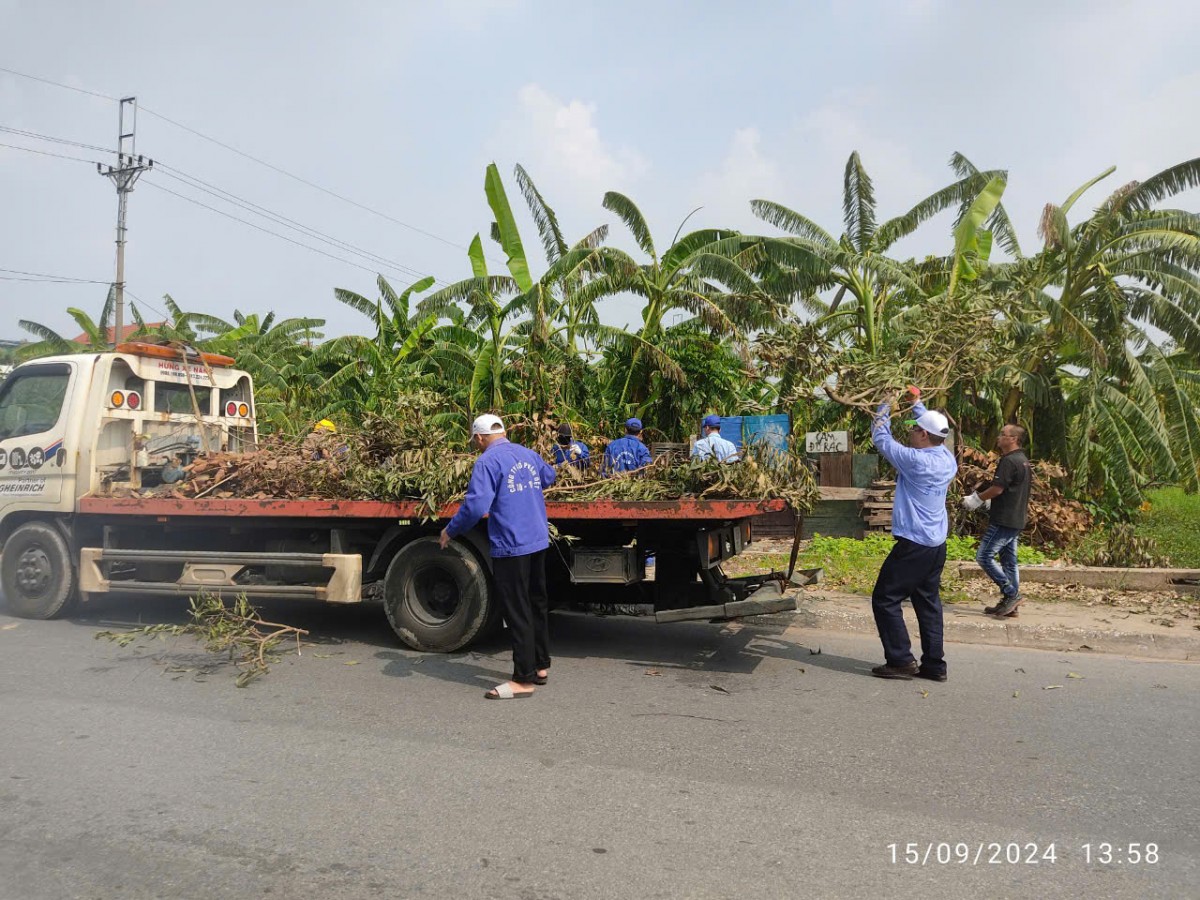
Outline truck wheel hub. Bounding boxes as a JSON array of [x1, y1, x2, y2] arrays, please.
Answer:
[[16, 548, 52, 596]]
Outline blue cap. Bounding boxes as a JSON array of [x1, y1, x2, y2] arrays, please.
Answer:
[[703, 414, 721, 428], [625, 418, 643, 431]]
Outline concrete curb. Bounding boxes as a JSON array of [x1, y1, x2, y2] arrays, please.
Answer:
[[953, 561, 1200, 595], [751, 595, 1200, 661]]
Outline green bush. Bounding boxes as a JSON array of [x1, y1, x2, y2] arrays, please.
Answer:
[[1135, 488, 1200, 568]]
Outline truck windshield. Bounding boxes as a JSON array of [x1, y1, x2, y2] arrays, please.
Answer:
[[155, 383, 212, 415], [0, 364, 70, 439]]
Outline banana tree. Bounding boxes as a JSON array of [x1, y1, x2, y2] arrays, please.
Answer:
[[17, 286, 155, 359], [1003, 156, 1200, 504], [751, 152, 1015, 357], [593, 191, 773, 416]]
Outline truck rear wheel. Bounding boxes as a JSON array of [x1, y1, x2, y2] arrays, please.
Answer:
[[1, 521, 78, 619], [384, 537, 492, 652]]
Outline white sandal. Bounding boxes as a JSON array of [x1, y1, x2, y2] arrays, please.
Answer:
[[485, 682, 533, 700]]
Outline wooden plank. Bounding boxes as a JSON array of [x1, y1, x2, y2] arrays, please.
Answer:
[[818, 486, 865, 501], [819, 450, 853, 487]]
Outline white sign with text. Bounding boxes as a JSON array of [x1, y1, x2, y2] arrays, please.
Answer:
[[805, 431, 849, 453]]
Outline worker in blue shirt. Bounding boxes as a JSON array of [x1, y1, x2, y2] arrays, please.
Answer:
[[552, 422, 590, 470], [867, 386, 958, 683], [602, 418, 653, 475], [691, 414, 740, 462], [440, 413, 557, 700]]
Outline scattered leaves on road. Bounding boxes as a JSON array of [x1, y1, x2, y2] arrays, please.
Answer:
[[1044, 685, 1063, 690], [644, 669, 662, 676], [1013, 690, 1020, 698], [1014, 667, 1026, 673], [1066, 672, 1083, 679], [344, 660, 360, 666], [919, 689, 930, 699], [709, 684, 730, 694], [1, 623, 19, 631]]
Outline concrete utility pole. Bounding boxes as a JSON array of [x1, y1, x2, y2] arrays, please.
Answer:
[[98, 97, 153, 348]]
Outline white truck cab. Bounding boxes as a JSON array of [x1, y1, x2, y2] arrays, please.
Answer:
[[0, 344, 258, 618], [0, 343, 256, 522]]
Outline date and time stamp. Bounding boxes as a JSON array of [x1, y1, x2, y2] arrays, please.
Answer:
[[886, 841, 1161, 866]]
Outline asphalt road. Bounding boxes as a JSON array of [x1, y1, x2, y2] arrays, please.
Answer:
[[1, 593, 1197, 899]]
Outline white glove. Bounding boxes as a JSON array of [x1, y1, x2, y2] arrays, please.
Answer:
[[983, 499, 991, 511], [962, 492, 984, 511]]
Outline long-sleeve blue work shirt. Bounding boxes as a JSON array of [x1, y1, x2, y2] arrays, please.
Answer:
[[444, 438, 557, 558], [871, 400, 958, 548], [691, 433, 740, 462], [553, 440, 590, 469], [603, 435, 652, 475]]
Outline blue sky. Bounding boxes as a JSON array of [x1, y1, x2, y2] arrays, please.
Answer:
[[1, 0, 1198, 340]]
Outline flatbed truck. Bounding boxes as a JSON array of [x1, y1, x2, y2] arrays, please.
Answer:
[[0, 346, 796, 651]]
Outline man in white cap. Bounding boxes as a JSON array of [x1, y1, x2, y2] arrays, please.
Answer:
[[867, 386, 958, 683], [691, 414, 740, 462], [440, 413, 556, 699]]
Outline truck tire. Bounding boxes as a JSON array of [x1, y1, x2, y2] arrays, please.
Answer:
[[383, 537, 492, 652], [1, 521, 78, 619]]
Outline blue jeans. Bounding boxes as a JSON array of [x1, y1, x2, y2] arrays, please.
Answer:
[[977, 524, 1021, 597]]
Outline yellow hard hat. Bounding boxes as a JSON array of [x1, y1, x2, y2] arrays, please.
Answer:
[[315, 419, 337, 433]]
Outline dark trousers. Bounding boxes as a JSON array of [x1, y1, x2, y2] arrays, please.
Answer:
[[871, 537, 947, 675], [492, 550, 550, 683]]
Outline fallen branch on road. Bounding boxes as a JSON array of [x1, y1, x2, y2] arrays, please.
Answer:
[[95, 592, 308, 687]]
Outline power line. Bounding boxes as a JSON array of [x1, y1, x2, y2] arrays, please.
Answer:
[[151, 164, 438, 285], [4, 121, 446, 286], [0, 124, 111, 154], [0, 140, 102, 165], [0, 275, 109, 284], [142, 179, 426, 280], [1, 64, 485, 265], [0, 65, 118, 102], [122, 288, 172, 324], [0, 266, 109, 283], [138, 105, 474, 255]]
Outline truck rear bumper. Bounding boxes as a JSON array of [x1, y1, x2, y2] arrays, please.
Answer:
[[79, 548, 363, 603], [653, 581, 797, 624]]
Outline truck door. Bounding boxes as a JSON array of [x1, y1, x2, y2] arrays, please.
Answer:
[[0, 362, 73, 507]]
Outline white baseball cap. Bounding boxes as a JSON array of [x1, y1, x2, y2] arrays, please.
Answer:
[[914, 409, 951, 437], [470, 413, 506, 436]]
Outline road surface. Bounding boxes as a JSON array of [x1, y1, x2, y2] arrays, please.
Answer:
[[1, 593, 1196, 899]]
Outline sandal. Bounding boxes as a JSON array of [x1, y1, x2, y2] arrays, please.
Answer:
[[485, 682, 534, 700], [532, 669, 549, 685]]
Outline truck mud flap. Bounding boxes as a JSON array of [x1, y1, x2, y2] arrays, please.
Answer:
[[79, 548, 362, 603], [654, 582, 797, 624]]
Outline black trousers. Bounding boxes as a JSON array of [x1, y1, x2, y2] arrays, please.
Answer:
[[871, 537, 947, 675], [492, 550, 550, 683]]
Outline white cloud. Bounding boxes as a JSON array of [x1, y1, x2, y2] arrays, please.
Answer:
[[490, 83, 648, 210], [692, 127, 785, 228]]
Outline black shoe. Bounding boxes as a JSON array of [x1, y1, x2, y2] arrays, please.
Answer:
[[983, 603, 1019, 618], [871, 662, 919, 680], [916, 669, 947, 682], [989, 593, 1023, 617]]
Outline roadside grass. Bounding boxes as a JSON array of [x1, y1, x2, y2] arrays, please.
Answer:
[[729, 534, 1048, 603], [1135, 488, 1200, 568]]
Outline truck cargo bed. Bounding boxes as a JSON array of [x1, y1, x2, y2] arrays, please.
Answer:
[[79, 496, 785, 522]]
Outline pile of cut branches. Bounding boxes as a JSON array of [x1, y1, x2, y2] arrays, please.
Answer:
[[158, 391, 820, 516], [953, 446, 1091, 549], [544, 439, 820, 514], [95, 593, 307, 687]]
